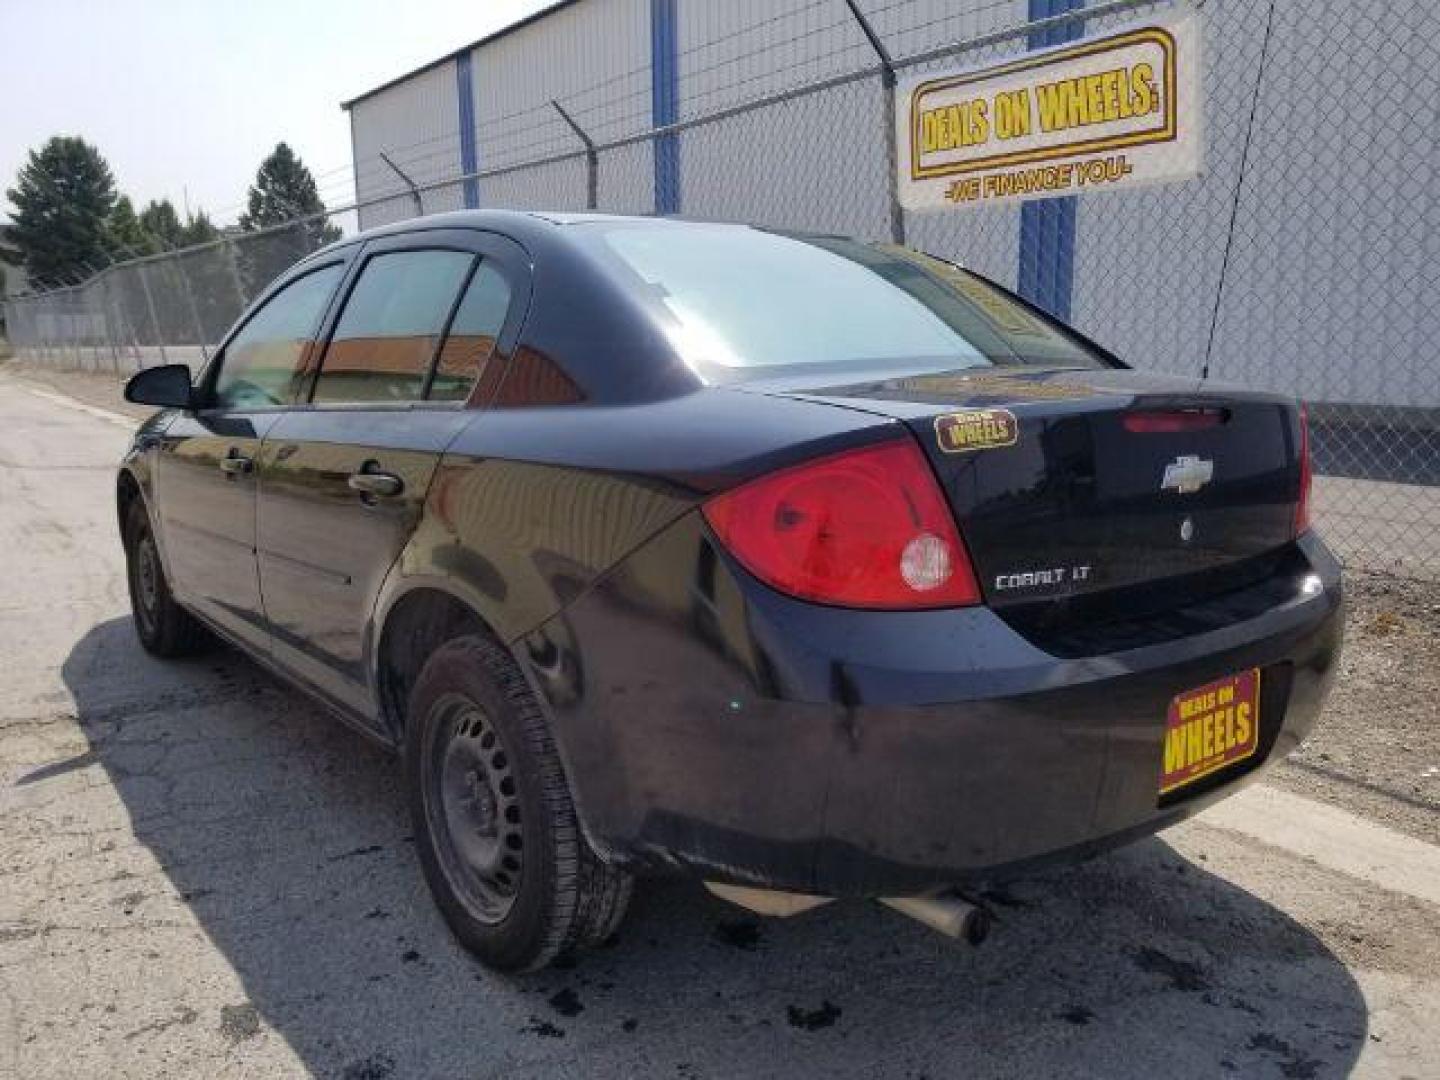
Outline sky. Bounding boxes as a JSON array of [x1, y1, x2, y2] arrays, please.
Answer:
[[0, 0, 550, 227]]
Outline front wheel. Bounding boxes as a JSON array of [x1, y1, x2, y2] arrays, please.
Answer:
[[404, 634, 633, 972], [123, 499, 210, 657]]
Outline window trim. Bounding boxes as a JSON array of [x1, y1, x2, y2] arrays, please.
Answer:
[[197, 226, 534, 415], [423, 257, 516, 404], [304, 245, 479, 409], [299, 230, 530, 412], [197, 257, 352, 413]]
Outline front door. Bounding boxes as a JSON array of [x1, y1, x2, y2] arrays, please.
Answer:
[[255, 234, 524, 718], [155, 410, 277, 646], [153, 260, 348, 648]]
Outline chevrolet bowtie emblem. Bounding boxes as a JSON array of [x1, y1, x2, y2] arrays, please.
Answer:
[[1161, 455, 1214, 494]]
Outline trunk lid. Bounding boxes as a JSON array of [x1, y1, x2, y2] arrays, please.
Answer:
[[735, 366, 1304, 632]]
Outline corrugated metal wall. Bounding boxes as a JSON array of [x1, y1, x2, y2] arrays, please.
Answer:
[[346, 0, 1438, 408], [351, 60, 463, 230], [471, 0, 653, 214], [346, 0, 1034, 247], [673, 0, 877, 234]]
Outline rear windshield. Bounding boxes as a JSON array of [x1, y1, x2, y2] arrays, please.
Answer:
[[573, 223, 1109, 375]]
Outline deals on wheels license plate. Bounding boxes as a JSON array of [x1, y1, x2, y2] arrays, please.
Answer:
[[1159, 669, 1261, 795]]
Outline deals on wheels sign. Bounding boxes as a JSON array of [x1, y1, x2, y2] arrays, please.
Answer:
[[896, 12, 1202, 211]]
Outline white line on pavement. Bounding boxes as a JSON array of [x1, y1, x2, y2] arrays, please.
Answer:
[[13, 384, 137, 429], [1199, 782, 1440, 907]]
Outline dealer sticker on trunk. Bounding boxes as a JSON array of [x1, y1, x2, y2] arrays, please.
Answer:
[[934, 408, 1019, 453], [1159, 669, 1260, 795]]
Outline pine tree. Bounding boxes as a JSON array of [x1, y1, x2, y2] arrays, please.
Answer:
[[179, 210, 220, 247], [237, 143, 341, 293], [106, 196, 161, 260], [239, 143, 337, 236], [2, 136, 117, 288], [138, 199, 186, 251]]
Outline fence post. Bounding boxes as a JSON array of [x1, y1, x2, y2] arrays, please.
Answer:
[[551, 99, 599, 210], [224, 239, 249, 316], [98, 275, 122, 373], [74, 263, 99, 370], [841, 0, 905, 246], [175, 259, 211, 364], [380, 152, 425, 218], [63, 277, 86, 371], [135, 264, 168, 368]]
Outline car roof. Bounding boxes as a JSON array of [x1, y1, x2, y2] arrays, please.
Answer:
[[305, 210, 770, 260]]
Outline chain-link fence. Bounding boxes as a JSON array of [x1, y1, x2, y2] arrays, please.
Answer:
[[4, 0, 1437, 578]]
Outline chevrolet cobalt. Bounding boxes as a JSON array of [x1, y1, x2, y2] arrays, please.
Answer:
[[118, 212, 1342, 971]]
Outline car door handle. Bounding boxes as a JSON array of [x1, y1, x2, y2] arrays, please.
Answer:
[[218, 453, 253, 476], [347, 470, 404, 499]]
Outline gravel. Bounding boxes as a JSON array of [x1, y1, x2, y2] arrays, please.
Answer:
[[1273, 571, 1440, 844]]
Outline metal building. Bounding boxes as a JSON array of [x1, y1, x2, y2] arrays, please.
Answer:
[[340, 0, 1438, 435]]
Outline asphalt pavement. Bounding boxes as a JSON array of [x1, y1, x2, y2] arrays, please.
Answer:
[[2, 376, 1438, 1079]]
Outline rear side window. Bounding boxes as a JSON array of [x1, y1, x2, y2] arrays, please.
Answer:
[[429, 263, 512, 402], [313, 250, 473, 403], [213, 263, 344, 409]]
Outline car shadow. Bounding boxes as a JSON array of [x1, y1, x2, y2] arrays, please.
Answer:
[[53, 616, 1368, 1079]]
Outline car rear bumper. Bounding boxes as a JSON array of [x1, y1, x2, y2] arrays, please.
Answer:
[[520, 520, 1343, 897]]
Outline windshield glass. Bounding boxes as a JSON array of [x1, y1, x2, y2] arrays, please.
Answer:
[[574, 223, 1109, 375]]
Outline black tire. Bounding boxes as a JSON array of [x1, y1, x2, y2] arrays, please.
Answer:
[[123, 499, 210, 658], [405, 634, 633, 972], [571, 848, 635, 949]]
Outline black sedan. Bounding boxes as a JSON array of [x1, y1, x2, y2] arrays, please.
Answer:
[[118, 211, 1342, 971]]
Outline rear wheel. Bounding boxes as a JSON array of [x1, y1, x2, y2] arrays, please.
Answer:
[[123, 499, 209, 657], [405, 634, 633, 972]]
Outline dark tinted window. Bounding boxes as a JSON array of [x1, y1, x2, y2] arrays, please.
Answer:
[[430, 262, 512, 402], [313, 250, 473, 403], [573, 223, 1108, 374], [214, 263, 344, 408]]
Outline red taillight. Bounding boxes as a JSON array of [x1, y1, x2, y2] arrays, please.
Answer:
[[702, 438, 980, 609], [1122, 408, 1227, 433], [1295, 403, 1313, 536]]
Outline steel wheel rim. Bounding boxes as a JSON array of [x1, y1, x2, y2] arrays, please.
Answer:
[[133, 531, 160, 635], [425, 694, 524, 924]]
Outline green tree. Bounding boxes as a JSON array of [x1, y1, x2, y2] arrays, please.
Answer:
[[179, 210, 220, 247], [106, 195, 160, 260], [138, 199, 186, 251], [237, 143, 340, 294], [2, 136, 117, 289], [238, 143, 339, 237]]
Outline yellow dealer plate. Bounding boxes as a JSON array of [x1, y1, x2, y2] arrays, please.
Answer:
[[1159, 669, 1260, 795]]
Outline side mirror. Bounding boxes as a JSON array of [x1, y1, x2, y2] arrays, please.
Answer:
[[124, 364, 195, 409]]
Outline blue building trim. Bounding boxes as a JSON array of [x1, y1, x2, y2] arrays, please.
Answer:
[[456, 52, 480, 208], [1017, 0, 1083, 320], [650, 0, 680, 215]]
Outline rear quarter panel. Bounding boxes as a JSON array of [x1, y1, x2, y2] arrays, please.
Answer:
[[375, 387, 903, 650]]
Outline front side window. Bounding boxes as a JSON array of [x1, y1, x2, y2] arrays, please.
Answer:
[[213, 263, 344, 408], [573, 223, 1109, 375], [312, 250, 473, 403], [429, 263, 513, 402]]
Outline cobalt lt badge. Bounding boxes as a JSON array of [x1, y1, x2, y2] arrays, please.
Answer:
[[1161, 454, 1214, 494], [1180, 515, 1195, 543]]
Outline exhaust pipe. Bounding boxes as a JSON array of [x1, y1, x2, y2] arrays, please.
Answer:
[[704, 882, 832, 917], [881, 891, 990, 945], [703, 882, 991, 946]]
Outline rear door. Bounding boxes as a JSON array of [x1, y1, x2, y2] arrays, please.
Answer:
[[254, 230, 529, 717], [154, 260, 348, 648]]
